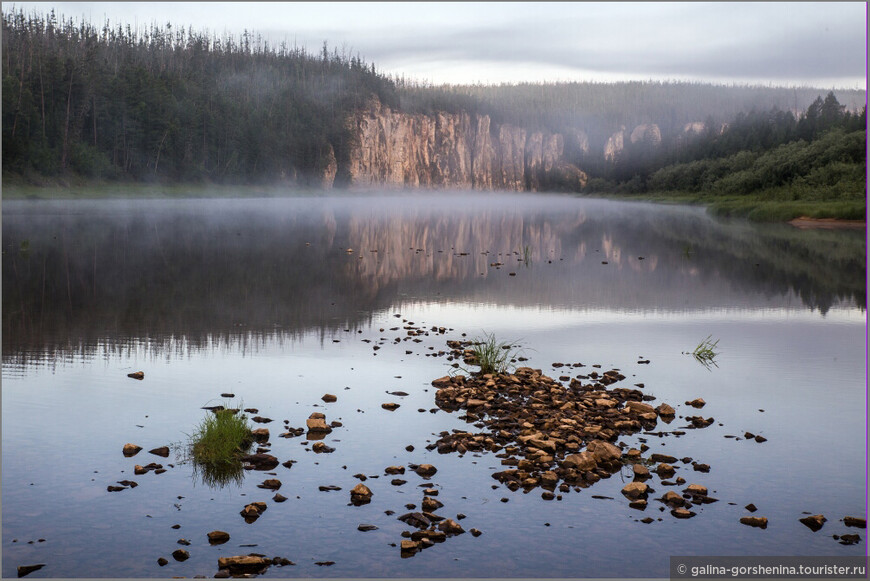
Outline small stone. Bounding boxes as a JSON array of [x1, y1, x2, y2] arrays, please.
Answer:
[[127, 371, 144, 380], [686, 398, 706, 408], [685, 484, 708, 496], [257, 479, 282, 490], [562, 451, 597, 471], [400, 540, 420, 553], [306, 416, 331, 432], [650, 453, 678, 463], [240, 453, 279, 470], [632, 464, 651, 480], [754, 435, 767, 443], [844, 516, 867, 528], [251, 428, 270, 441], [312, 442, 335, 453], [621, 481, 649, 499], [357, 524, 379, 531], [391, 479, 407, 486], [172, 549, 189, 561], [207, 531, 230, 544], [655, 463, 676, 477], [415, 464, 437, 477], [218, 555, 271, 572], [385, 466, 406, 474], [586, 440, 622, 462], [421, 497, 443, 511], [799, 515, 826, 531], [17, 564, 46, 577], [740, 516, 768, 528], [470, 528, 482, 537], [122, 443, 142, 457], [838, 533, 861, 545], [661, 491, 685, 506], [157, 558, 168, 567], [272, 493, 287, 502], [672, 508, 696, 519], [322, 394, 337, 402], [438, 518, 465, 535], [745, 503, 758, 512], [381, 402, 400, 411], [350, 483, 373, 505]]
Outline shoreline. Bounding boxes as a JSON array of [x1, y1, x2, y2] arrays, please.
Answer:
[[2, 182, 866, 224], [787, 216, 867, 229]]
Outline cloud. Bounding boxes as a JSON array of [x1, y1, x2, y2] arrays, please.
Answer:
[[10, 1, 868, 86]]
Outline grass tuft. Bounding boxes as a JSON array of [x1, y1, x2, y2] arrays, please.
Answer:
[[189, 406, 252, 467], [467, 332, 523, 375], [690, 335, 720, 369]]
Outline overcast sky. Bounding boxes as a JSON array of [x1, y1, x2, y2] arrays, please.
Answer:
[[9, 2, 868, 88]]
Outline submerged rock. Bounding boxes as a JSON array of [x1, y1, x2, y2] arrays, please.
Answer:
[[621, 482, 649, 499], [350, 483, 373, 505], [207, 530, 230, 544], [122, 443, 142, 457], [148, 446, 170, 457], [415, 464, 438, 477], [740, 516, 768, 529], [17, 564, 46, 577], [241, 453, 279, 470], [217, 555, 271, 574], [799, 514, 826, 532]]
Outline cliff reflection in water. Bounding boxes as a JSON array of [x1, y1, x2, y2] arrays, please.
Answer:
[[2, 194, 865, 362]]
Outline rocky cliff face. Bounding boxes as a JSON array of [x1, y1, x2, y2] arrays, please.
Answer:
[[345, 100, 586, 191]]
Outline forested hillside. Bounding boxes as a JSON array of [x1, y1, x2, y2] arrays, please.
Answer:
[[2, 9, 398, 184]]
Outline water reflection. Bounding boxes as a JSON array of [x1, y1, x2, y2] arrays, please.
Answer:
[[3, 194, 865, 364]]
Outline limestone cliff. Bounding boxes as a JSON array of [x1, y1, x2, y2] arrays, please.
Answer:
[[345, 100, 586, 191]]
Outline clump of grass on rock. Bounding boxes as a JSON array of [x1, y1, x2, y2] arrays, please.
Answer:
[[190, 406, 253, 467], [467, 332, 523, 375]]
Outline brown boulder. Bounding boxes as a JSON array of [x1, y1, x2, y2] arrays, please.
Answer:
[[621, 481, 649, 499], [586, 440, 622, 463], [148, 446, 170, 457], [350, 483, 372, 505], [438, 518, 465, 535], [740, 516, 768, 528], [241, 453, 279, 470], [251, 428, 270, 441], [207, 530, 230, 544], [799, 514, 826, 532], [415, 464, 438, 477], [122, 443, 142, 457], [218, 555, 271, 573], [562, 451, 597, 471], [322, 394, 337, 402]]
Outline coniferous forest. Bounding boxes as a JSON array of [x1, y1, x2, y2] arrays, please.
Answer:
[[2, 8, 866, 218]]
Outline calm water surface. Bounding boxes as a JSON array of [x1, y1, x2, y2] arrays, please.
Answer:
[[2, 193, 867, 578]]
